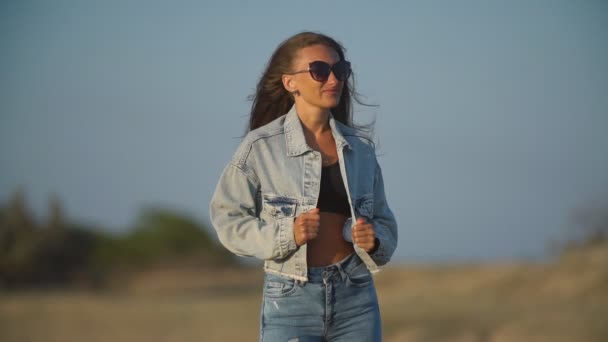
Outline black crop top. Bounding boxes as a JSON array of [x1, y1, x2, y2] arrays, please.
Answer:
[[316, 162, 351, 216]]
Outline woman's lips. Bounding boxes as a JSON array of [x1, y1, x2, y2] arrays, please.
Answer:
[[323, 88, 340, 95]]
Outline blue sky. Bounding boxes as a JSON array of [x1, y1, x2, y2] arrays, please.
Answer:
[[1, 0, 607, 262]]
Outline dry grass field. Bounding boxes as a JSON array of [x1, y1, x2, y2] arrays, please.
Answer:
[[1, 242, 607, 342]]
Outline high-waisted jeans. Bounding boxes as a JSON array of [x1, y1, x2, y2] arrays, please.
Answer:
[[260, 253, 382, 342]]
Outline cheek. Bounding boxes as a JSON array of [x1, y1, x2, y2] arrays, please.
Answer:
[[303, 78, 321, 89], [299, 81, 322, 96]]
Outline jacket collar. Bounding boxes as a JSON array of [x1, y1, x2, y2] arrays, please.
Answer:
[[284, 105, 350, 157]]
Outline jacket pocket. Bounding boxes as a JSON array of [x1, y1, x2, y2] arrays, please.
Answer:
[[262, 194, 297, 218], [354, 194, 374, 220]]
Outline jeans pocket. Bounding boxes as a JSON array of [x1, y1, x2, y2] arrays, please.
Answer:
[[263, 273, 299, 298], [346, 260, 373, 288]]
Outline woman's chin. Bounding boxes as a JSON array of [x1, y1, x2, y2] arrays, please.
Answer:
[[322, 98, 341, 109]]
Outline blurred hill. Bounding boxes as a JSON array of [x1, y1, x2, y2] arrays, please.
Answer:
[[374, 237, 608, 341], [1, 189, 607, 341], [89, 204, 608, 341], [1, 224, 605, 342]]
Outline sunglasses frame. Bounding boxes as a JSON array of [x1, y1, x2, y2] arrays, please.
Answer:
[[287, 60, 352, 82]]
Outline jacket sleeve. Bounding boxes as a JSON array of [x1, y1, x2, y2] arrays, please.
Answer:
[[209, 163, 299, 261], [368, 160, 398, 265]]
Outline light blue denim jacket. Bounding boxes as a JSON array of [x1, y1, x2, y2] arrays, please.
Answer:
[[209, 105, 398, 282]]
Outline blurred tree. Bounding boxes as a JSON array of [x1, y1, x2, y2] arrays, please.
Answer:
[[0, 190, 97, 288], [118, 207, 236, 267], [570, 196, 608, 245], [0, 187, 37, 286], [47, 193, 64, 231], [4, 187, 35, 233], [1, 189, 238, 288]]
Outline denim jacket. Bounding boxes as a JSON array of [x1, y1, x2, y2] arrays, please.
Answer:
[[209, 105, 398, 282]]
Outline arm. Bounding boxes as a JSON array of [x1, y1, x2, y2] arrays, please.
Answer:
[[367, 161, 398, 265], [209, 163, 298, 260]]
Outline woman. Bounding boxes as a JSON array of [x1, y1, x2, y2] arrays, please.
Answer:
[[210, 31, 397, 341]]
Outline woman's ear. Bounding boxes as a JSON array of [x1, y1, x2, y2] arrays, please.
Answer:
[[282, 74, 297, 93]]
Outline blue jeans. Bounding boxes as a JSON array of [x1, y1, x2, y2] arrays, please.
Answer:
[[260, 253, 382, 341]]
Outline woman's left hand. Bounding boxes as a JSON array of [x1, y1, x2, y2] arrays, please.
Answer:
[[352, 218, 377, 253]]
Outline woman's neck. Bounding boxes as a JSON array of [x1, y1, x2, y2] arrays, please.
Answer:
[[295, 102, 331, 136]]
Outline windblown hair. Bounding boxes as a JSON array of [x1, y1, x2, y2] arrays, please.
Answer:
[[248, 31, 369, 132]]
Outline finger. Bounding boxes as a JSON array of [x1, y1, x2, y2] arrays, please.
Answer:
[[307, 229, 318, 240], [352, 223, 373, 233], [307, 214, 321, 222], [295, 209, 319, 223], [354, 236, 375, 248], [353, 230, 375, 241], [355, 241, 374, 251], [356, 217, 366, 225], [354, 235, 374, 244], [301, 213, 320, 223], [303, 218, 320, 228], [354, 239, 372, 247]]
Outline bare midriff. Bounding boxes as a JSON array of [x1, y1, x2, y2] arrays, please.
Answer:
[[306, 211, 354, 267]]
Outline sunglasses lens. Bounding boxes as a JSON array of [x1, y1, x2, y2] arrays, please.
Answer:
[[333, 60, 351, 81], [309, 61, 332, 81], [307, 61, 352, 82]]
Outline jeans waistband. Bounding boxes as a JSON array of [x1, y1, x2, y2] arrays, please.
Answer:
[[307, 253, 360, 284]]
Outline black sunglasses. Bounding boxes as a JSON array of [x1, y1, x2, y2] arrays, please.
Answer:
[[287, 60, 352, 82]]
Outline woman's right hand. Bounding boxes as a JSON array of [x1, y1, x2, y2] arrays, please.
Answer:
[[293, 208, 320, 246]]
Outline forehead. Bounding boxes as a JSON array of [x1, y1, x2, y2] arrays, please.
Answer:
[[293, 44, 340, 67]]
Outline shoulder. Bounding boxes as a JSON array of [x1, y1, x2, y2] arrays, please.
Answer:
[[230, 114, 287, 167]]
